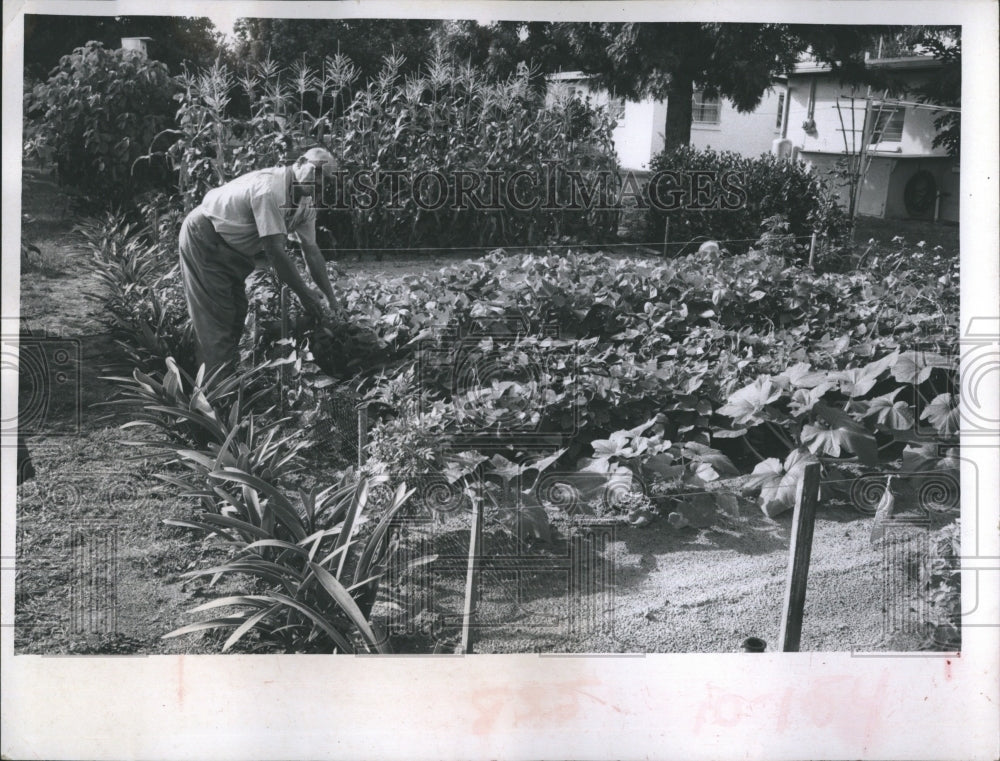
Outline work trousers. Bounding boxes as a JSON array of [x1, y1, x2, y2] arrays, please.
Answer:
[[178, 210, 255, 376]]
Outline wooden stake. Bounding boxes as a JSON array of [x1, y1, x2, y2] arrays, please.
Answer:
[[662, 218, 670, 257], [460, 497, 484, 654], [279, 285, 289, 415], [808, 232, 817, 268], [357, 404, 368, 469], [779, 462, 821, 652]]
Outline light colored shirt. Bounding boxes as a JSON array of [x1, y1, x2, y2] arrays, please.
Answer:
[[199, 166, 317, 257]]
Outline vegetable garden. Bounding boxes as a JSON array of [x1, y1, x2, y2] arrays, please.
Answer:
[[17, 45, 962, 654]]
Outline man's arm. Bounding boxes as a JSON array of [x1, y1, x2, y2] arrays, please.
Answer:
[[260, 234, 325, 316], [300, 240, 336, 304]]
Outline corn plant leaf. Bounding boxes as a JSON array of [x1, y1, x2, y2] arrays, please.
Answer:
[[196, 513, 273, 541], [146, 405, 226, 441], [353, 483, 414, 587], [240, 539, 310, 558], [189, 595, 275, 613], [334, 479, 369, 578]]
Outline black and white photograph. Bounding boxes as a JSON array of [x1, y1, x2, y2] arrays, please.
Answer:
[[2, 1, 998, 759]]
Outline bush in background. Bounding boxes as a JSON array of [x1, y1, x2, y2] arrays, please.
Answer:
[[646, 146, 849, 255], [24, 41, 177, 204]]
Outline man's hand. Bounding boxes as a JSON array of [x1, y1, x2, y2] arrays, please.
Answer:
[[298, 288, 328, 320]]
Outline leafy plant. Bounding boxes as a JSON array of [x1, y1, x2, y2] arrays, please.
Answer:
[[163, 461, 417, 652], [23, 41, 176, 204], [646, 145, 848, 255], [920, 519, 961, 650], [77, 213, 196, 374]]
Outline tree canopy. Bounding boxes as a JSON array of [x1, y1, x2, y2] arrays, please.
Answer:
[[23, 14, 223, 80], [558, 23, 917, 149], [231, 18, 438, 82]]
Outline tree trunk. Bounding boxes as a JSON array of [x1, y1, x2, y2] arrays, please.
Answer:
[[664, 73, 694, 150]]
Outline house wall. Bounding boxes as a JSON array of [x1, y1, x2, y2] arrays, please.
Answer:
[[614, 98, 667, 171], [799, 152, 893, 217], [785, 72, 951, 158], [547, 79, 666, 172], [786, 67, 958, 223], [690, 87, 784, 158]]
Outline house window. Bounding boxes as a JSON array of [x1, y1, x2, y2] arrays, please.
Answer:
[[692, 91, 720, 124], [870, 106, 904, 143], [776, 92, 785, 129]]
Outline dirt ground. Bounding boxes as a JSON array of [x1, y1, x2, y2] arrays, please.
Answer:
[[14, 169, 938, 654]]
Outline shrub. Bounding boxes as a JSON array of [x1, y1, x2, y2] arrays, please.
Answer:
[[24, 41, 177, 204], [645, 146, 849, 255]]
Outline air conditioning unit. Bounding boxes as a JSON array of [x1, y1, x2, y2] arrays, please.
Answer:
[[772, 138, 794, 158]]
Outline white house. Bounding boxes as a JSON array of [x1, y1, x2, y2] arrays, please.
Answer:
[[783, 56, 959, 223], [546, 72, 786, 171], [120, 36, 153, 57], [547, 60, 958, 224], [689, 84, 787, 158]]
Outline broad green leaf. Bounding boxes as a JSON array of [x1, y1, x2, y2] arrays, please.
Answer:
[[892, 351, 954, 384], [744, 449, 818, 517], [920, 393, 960, 435], [863, 389, 915, 429], [778, 362, 829, 389], [811, 403, 879, 465], [682, 442, 739, 481], [829, 367, 879, 398], [718, 377, 784, 426], [788, 382, 835, 416]]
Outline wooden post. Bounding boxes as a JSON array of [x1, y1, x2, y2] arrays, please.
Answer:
[[779, 462, 821, 652], [662, 218, 670, 257], [808, 232, 817, 268], [460, 497, 484, 654], [357, 404, 368, 469], [279, 285, 289, 415]]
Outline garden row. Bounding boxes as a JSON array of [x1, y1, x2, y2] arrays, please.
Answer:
[[85, 209, 962, 650]]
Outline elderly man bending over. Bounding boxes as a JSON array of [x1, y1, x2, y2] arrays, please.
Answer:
[[178, 147, 337, 374]]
